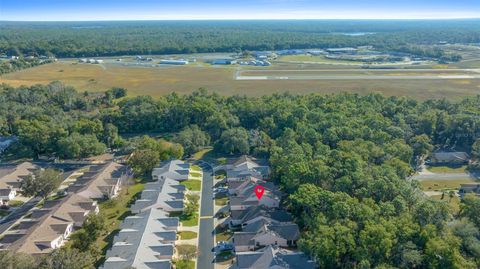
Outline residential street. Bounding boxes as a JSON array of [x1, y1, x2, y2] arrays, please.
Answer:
[[197, 162, 215, 269]]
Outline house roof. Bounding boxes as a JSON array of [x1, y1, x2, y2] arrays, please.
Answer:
[[234, 246, 316, 269], [75, 162, 127, 199], [2, 193, 95, 255], [269, 223, 300, 241], [235, 206, 293, 224], [131, 176, 184, 213], [241, 219, 300, 242], [152, 160, 190, 181], [0, 162, 38, 190], [432, 151, 469, 163], [233, 232, 256, 247], [102, 208, 179, 269]]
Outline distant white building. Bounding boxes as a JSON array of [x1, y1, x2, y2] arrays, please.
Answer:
[[212, 59, 237, 65], [160, 59, 189, 65]]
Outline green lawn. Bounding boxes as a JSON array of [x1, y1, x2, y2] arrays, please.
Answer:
[[427, 165, 467, 173], [8, 200, 25, 207], [189, 172, 202, 178], [191, 164, 202, 172], [419, 178, 476, 191], [215, 197, 228, 206], [181, 180, 201, 191], [192, 148, 212, 160], [174, 260, 195, 269], [97, 181, 145, 251], [170, 211, 199, 227], [178, 231, 198, 240]]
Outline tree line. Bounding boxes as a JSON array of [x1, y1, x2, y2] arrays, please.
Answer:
[[1, 20, 478, 58], [1, 83, 480, 267]]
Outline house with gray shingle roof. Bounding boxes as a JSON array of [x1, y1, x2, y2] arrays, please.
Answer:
[[215, 155, 270, 182], [152, 159, 190, 182], [233, 219, 300, 252], [231, 245, 316, 269], [230, 206, 293, 227], [230, 182, 283, 211], [430, 151, 470, 164], [102, 160, 188, 269], [102, 208, 178, 269], [131, 177, 185, 214]]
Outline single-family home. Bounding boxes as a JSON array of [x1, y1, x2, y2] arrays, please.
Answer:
[[231, 245, 316, 269], [230, 206, 293, 228], [429, 151, 470, 165], [459, 183, 480, 198], [229, 182, 282, 211], [233, 219, 300, 252], [215, 155, 270, 182]]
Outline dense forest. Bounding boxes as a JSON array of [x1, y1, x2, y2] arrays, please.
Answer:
[[1, 20, 479, 59], [1, 82, 480, 268]]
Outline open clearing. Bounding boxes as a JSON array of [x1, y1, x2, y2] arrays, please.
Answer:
[[1, 60, 480, 100], [419, 178, 476, 191]]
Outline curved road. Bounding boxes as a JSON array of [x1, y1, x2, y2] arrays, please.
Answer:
[[196, 162, 215, 269]]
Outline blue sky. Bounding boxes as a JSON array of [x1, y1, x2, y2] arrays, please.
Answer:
[[1, 0, 479, 21]]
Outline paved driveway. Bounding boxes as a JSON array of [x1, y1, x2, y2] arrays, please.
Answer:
[[197, 162, 215, 269]]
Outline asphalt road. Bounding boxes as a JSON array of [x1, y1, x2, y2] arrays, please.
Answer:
[[0, 197, 40, 234], [196, 162, 215, 269]]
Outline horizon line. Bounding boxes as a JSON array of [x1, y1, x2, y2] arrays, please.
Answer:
[[2, 17, 480, 22]]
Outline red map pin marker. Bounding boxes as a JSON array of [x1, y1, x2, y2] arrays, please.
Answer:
[[254, 185, 265, 200]]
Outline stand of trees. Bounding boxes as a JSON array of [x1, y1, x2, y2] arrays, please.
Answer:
[[1, 20, 477, 59], [1, 83, 480, 267], [0, 58, 54, 75]]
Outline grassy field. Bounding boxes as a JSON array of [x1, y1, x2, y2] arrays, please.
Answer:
[[181, 179, 202, 191], [1, 61, 480, 100], [419, 178, 476, 191], [427, 165, 467, 173]]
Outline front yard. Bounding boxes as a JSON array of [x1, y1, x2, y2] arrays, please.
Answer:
[[178, 231, 198, 240], [181, 179, 202, 191], [170, 211, 199, 227], [215, 197, 228, 206]]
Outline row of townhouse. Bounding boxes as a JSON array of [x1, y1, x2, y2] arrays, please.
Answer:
[[218, 156, 316, 269], [101, 160, 191, 269], [0, 162, 129, 255], [0, 162, 38, 205]]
